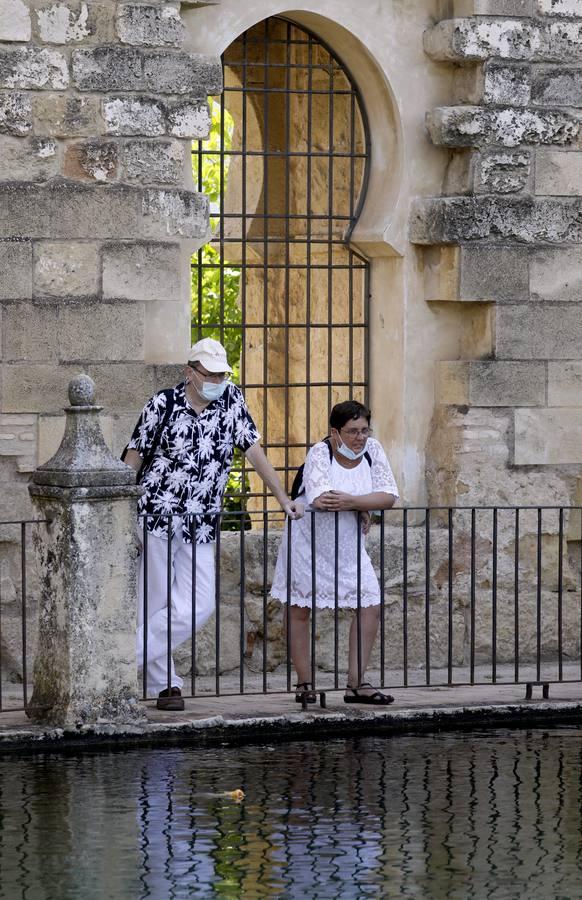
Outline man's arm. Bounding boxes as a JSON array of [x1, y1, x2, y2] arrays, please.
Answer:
[[123, 448, 142, 474], [244, 442, 303, 519]]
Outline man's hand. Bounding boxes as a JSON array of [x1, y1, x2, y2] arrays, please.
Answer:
[[282, 499, 304, 519]]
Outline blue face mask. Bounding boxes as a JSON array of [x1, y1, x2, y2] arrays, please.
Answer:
[[336, 441, 368, 461], [199, 379, 228, 402]]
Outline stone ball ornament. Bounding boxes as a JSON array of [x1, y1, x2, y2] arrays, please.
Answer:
[[68, 374, 96, 407]]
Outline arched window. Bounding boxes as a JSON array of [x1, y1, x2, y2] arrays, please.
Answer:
[[192, 16, 370, 509]]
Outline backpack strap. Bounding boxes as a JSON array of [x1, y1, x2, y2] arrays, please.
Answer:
[[290, 437, 371, 500], [121, 387, 175, 483]]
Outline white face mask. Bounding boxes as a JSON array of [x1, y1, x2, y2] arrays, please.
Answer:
[[336, 441, 368, 461], [190, 370, 228, 402]]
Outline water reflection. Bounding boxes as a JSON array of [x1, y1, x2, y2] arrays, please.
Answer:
[[1, 730, 582, 897]]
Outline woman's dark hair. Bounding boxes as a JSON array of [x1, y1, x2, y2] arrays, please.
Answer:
[[329, 400, 371, 431]]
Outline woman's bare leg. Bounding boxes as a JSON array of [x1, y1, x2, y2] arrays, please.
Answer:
[[346, 605, 381, 694], [286, 605, 312, 685]]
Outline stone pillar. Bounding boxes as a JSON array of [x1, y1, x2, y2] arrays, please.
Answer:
[[27, 374, 144, 726]]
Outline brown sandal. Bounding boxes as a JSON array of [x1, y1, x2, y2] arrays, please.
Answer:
[[295, 682, 316, 704], [344, 682, 394, 705]]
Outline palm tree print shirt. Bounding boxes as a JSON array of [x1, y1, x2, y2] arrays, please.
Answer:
[[127, 382, 260, 544]]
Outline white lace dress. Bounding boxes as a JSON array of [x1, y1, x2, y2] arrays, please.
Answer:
[[271, 438, 399, 609]]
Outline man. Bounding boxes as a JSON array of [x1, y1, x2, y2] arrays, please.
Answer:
[[124, 337, 302, 710]]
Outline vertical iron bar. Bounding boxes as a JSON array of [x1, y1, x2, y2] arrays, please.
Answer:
[[348, 90, 356, 400], [470, 508, 476, 685], [447, 508, 453, 685], [536, 507, 542, 683], [334, 511, 339, 690], [240, 30, 248, 499], [0, 557, 2, 711], [283, 21, 291, 492], [262, 21, 270, 506], [239, 511, 246, 694], [262, 510, 268, 693], [327, 53, 334, 418], [20, 522, 27, 708], [286, 515, 292, 693], [215, 515, 221, 696], [380, 509, 385, 689], [492, 507, 498, 685], [191, 519, 197, 697], [558, 507, 563, 682], [142, 518, 148, 699], [403, 508, 408, 687], [425, 509, 431, 686], [514, 508, 520, 684], [166, 515, 173, 695], [311, 510, 317, 690], [305, 34, 313, 444], [356, 510, 362, 686]]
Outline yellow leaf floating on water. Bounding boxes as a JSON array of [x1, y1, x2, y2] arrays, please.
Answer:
[[223, 789, 245, 802]]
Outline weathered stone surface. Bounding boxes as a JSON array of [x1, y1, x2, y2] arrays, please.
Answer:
[[0, 0, 31, 42], [118, 139, 184, 184], [427, 105, 578, 148], [3, 302, 59, 361], [536, 0, 582, 14], [530, 246, 582, 300], [116, 3, 183, 47], [0, 136, 59, 181], [469, 360, 546, 405], [38, 412, 114, 464], [72, 47, 142, 91], [166, 99, 210, 137], [64, 140, 118, 182], [460, 244, 529, 300], [436, 361, 470, 404], [474, 0, 534, 13], [0, 91, 31, 135], [102, 242, 182, 301], [0, 414, 37, 473], [496, 304, 582, 357], [59, 302, 144, 361], [143, 51, 222, 95], [34, 241, 99, 297], [84, 363, 156, 412], [142, 189, 209, 238], [548, 361, 582, 405], [0, 241, 32, 299], [0, 46, 68, 90], [425, 17, 582, 63], [484, 63, 531, 105], [32, 93, 102, 137], [36, 1, 91, 43], [474, 149, 532, 192], [515, 408, 582, 464], [535, 149, 582, 195], [102, 96, 165, 136], [1, 363, 79, 412], [532, 66, 582, 106], [410, 196, 582, 244]]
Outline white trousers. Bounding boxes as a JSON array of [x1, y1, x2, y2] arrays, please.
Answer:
[[136, 530, 215, 696]]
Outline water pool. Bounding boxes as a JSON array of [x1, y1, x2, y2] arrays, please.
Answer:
[[1, 729, 581, 898]]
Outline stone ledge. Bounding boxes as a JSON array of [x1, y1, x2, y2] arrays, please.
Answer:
[[427, 105, 579, 148], [425, 17, 582, 63], [410, 195, 582, 244]]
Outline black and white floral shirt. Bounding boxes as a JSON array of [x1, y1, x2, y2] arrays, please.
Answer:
[[127, 382, 260, 544]]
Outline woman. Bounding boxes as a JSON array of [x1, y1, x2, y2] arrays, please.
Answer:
[[271, 400, 399, 705]]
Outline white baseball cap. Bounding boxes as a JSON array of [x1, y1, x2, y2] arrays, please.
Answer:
[[188, 337, 233, 374]]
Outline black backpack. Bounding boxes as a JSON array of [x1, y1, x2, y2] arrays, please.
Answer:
[[290, 437, 372, 500], [121, 387, 175, 483]]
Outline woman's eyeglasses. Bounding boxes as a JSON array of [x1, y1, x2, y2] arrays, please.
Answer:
[[341, 427, 372, 438]]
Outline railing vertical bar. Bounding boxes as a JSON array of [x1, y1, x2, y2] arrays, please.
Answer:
[[166, 515, 172, 695], [215, 515, 222, 696], [447, 508, 453, 685], [311, 511, 317, 691], [379, 509, 385, 689], [142, 518, 148, 699], [239, 513, 245, 695], [21, 522, 27, 709], [0, 557, 3, 711], [191, 519, 197, 697], [403, 508, 408, 687], [356, 511, 362, 687], [286, 516, 292, 693], [580, 508, 582, 682], [470, 508, 476, 685], [514, 508, 520, 684], [263, 510, 268, 694], [425, 509, 431, 686], [492, 507, 498, 685], [558, 507, 564, 683], [334, 511, 339, 690], [536, 507, 542, 683]]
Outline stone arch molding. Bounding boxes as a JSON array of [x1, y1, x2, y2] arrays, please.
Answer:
[[182, 1, 404, 258]]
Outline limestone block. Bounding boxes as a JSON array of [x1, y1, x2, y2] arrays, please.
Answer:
[[116, 3, 183, 47], [530, 246, 582, 300], [536, 0, 582, 14], [427, 106, 578, 149], [59, 302, 145, 361], [154, 363, 183, 390], [474, 149, 532, 193], [423, 245, 461, 302], [143, 51, 222, 96], [0, 136, 59, 182], [496, 304, 582, 358], [548, 362, 582, 405], [32, 93, 102, 137], [34, 241, 98, 297], [36, 1, 90, 42], [535, 150, 582, 195], [141, 188, 209, 238], [484, 63, 531, 105], [1, 363, 80, 412], [460, 244, 529, 300], [3, 302, 59, 361], [102, 96, 165, 136], [102, 241, 182, 301], [473, 0, 534, 12], [469, 360, 546, 405], [515, 408, 582, 464], [0, 241, 32, 299], [0, 0, 31, 41], [84, 362, 156, 411], [118, 139, 184, 184], [72, 47, 143, 91], [547, 20, 582, 61], [0, 414, 37, 473], [424, 18, 542, 62], [166, 99, 210, 138], [38, 412, 114, 463], [410, 196, 582, 244], [0, 47, 68, 90], [64, 140, 118, 182], [144, 298, 190, 362], [0, 92, 31, 136], [436, 361, 470, 404], [532, 66, 582, 105]]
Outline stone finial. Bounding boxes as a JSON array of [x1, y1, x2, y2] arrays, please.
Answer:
[[68, 373, 95, 407]]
